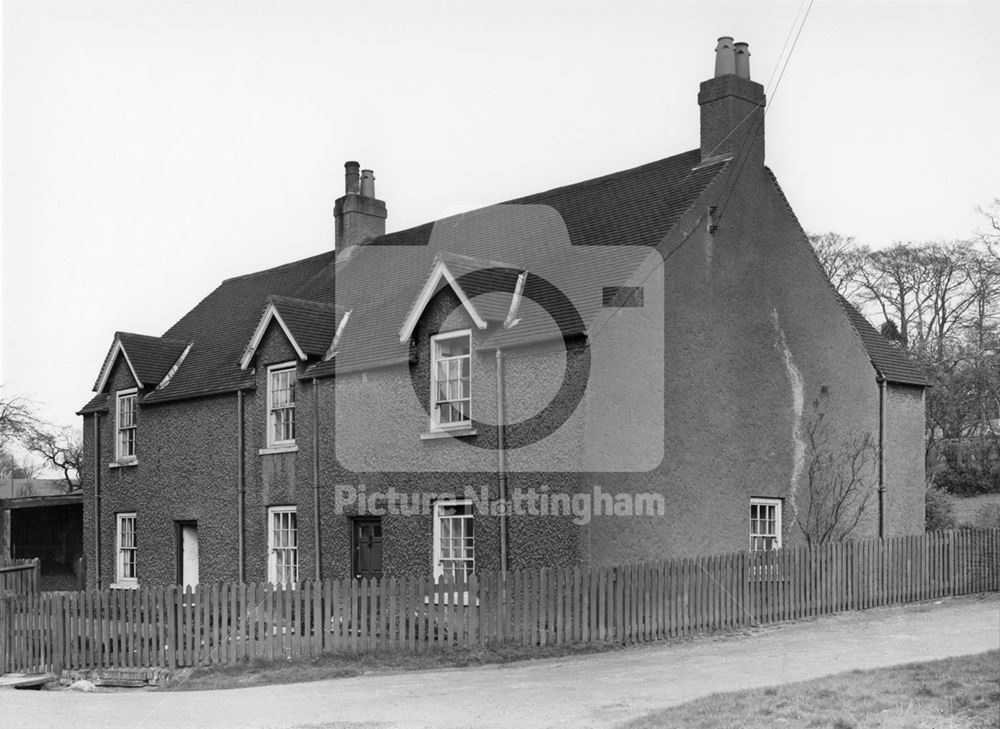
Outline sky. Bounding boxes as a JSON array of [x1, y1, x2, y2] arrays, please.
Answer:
[[2, 0, 999, 434]]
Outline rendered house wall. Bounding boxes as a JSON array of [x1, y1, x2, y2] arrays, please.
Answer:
[[311, 289, 584, 579], [578, 164, 887, 563], [83, 358, 242, 588], [81, 166, 926, 586], [885, 384, 926, 535]]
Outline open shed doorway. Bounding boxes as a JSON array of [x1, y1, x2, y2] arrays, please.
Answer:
[[7, 501, 83, 591]]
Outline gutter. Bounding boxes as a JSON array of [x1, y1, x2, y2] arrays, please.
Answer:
[[878, 377, 887, 539], [237, 390, 246, 582], [313, 378, 321, 582], [93, 412, 101, 587], [496, 349, 508, 572]]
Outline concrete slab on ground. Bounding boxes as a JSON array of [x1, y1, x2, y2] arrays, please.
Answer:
[[0, 672, 57, 689]]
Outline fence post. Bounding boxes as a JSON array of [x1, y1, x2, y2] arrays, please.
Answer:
[[0, 595, 7, 673], [32, 558, 41, 592]]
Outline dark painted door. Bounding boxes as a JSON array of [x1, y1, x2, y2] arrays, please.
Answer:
[[353, 518, 383, 580]]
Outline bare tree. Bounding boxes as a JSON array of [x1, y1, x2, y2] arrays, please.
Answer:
[[0, 389, 80, 488], [963, 248, 1000, 350], [0, 446, 39, 480], [911, 242, 975, 359], [976, 198, 1000, 252], [796, 401, 879, 544], [808, 232, 866, 300], [25, 426, 82, 492], [853, 243, 920, 348], [0, 391, 40, 452]]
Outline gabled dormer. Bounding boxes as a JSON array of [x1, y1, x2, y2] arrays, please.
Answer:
[[239, 296, 349, 370], [87, 332, 191, 465], [397, 251, 527, 345], [93, 332, 192, 394]]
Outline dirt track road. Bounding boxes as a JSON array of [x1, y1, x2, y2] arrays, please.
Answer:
[[2, 594, 998, 729]]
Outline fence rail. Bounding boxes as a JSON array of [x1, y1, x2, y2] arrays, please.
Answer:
[[1, 529, 997, 674]]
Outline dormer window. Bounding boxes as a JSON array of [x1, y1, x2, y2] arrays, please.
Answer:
[[116, 389, 138, 461], [267, 363, 296, 447], [430, 330, 471, 431]]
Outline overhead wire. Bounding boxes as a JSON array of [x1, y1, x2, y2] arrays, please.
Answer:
[[584, 0, 817, 349]]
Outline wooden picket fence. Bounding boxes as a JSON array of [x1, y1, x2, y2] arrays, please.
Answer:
[[1, 528, 997, 674], [1, 558, 40, 596]]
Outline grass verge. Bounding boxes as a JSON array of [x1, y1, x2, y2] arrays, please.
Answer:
[[166, 641, 622, 691], [623, 650, 1000, 729]]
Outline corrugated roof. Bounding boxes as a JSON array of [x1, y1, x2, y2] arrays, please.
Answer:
[[837, 296, 928, 386]]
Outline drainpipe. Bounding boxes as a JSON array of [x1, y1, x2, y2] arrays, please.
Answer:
[[312, 378, 321, 582], [878, 377, 887, 539], [93, 412, 101, 587], [496, 349, 508, 572], [237, 390, 245, 583]]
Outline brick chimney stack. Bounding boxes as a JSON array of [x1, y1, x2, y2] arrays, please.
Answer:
[[698, 37, 766, 166], [334, 161, 387, 253]]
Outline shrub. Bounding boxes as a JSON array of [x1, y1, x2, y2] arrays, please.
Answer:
[[968, 503, 1000, 529], [925, 487, 956, 531], [933, 466, 1000, 497]]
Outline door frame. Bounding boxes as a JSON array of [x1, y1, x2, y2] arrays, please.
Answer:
[[352, 517, 383, 580], [175, 520, 199, 587]]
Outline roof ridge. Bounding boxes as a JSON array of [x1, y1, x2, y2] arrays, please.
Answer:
[[220, 250, 335, 284], [117, 331, 189, 345], [268, 294, 341, 310], [506, 149, 705, 204], [356, 149, 709, 251]]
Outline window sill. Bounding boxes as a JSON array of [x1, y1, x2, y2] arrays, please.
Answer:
[[258, 444, 299, 455], [420, 428, 478, 441], [424, 591, 475, 606], [109, 459, 138, 469], [110, 581, 139, 590]]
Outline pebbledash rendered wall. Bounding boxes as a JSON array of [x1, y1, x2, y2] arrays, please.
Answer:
[[885, 384, 926, 536], [577, 161, 913, 564], [81, 360, 243, 588], [80, 162, 925, 589], [310, 286, 586, 579]]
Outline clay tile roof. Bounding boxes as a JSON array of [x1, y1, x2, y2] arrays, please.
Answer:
[[137, 252, 337, 405], [267, 296, 345, 358], [838, 296, 927, 386], [315, 149, 728, 373], [82, 149, 727, 406], [116, 333, 189, 386]]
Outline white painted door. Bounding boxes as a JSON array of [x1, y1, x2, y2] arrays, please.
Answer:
[[181, 524, 199, 587]]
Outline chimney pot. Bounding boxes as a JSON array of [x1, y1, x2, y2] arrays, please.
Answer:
[[714, 36, 736, 78], [734, 42, 751, 79], [360, 169, 375, 199], [345, 161, 360, 194], [334, 161, 387, 253], [698, 37, 766, 165]]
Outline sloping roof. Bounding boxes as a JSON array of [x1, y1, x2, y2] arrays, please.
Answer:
[[837, 296, 928, 386], [82, 149, 727, 406], [271, 296, 345, 357], [141, 252, 337, 404], [92, 332, 189, 392], [306, 149, 728, 374], [239, 295, 346, 369]]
